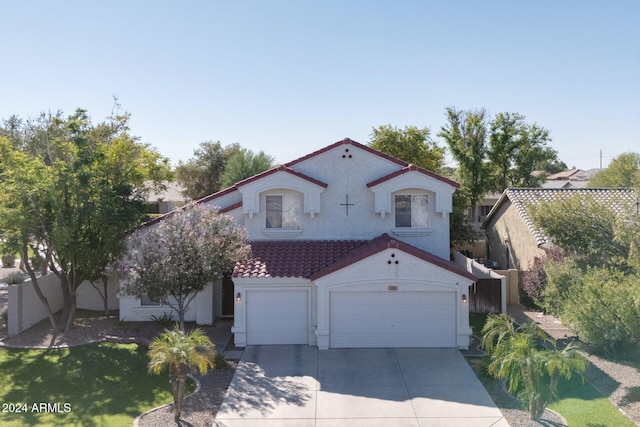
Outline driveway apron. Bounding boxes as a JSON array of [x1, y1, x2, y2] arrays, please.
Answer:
[[215, 345, 508, 427]]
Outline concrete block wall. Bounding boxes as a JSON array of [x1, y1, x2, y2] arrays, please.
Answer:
[[8, 274, 120, 336]]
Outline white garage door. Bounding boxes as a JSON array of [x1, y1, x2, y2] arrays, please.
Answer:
[[246, 289, 308, 345], [330, 291, 456, 348]]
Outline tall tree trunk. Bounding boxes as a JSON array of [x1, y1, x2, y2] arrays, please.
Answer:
[[22, 246, 59, 333], [89, 276, 111, 317], [60, 275, 76, 333], [170, 368, 181, 422], [63, 297, 76, 333], [178, 302, 186, 332], [176, 371, 186, 422]]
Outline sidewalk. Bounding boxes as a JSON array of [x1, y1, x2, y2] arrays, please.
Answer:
[[507, 304, 576, 342]]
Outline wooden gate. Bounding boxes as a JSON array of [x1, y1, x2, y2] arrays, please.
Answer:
[[468, 278, 502, 313]]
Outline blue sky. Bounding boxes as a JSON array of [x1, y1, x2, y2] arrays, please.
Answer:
[[2, 1, 638, 170]]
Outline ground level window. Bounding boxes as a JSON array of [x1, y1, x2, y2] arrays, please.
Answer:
[[140, 295, 165, 306]]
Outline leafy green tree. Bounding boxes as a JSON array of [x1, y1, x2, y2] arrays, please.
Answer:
[[220, 147, 275, 188], [0, 109, 171, 332], [439, 107, 490, 222], [541, 159, 568, 174], [588, 152, 640, 188], [488, 113, 557, 192], [449, 191, 479, 246], [482, 313, 586, 420], [531, 193, 640, 271], [175, 141, 238, 200], [148, 326, 217, 422], [126, 202, 251, 331], [369, 124, 445, 173]]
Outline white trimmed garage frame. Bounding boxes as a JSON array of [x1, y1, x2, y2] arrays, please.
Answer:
[[329, 290, 456, 348], [231, 281, 316, 347]]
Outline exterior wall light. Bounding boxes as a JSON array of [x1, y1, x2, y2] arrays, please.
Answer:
[[236, 293, 242, 302], [461, 294, 467, 304]]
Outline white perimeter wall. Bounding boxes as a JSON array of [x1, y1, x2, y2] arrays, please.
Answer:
[[8, 274, 120, 336]]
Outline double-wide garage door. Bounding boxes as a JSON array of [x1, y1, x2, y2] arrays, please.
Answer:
[[330, 291, 456, 348]]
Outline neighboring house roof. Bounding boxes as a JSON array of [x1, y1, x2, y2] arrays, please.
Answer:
[[482, 187, 638, 247], [546, 169, 583, 180], [541, 180, 574, 189], [145, 181, 187, 202], [233, 233, 476, 281]]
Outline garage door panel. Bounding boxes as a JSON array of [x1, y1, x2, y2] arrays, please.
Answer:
[[246, 290, 308, 345], [330, 291, 455, 348]]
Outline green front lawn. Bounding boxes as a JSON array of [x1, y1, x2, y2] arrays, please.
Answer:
[[548, 375, 636, 427], [0, 342, 193, 426]]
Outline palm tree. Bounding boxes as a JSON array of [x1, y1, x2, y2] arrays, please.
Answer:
[[481, 313, 586, 420], [148, 326, 217, 422]]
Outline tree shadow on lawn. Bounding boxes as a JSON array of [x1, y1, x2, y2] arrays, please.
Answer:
[[0, 342, 173, 426]]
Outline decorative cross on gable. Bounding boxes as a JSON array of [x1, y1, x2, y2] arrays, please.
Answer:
[[340, 194, 354, 215]]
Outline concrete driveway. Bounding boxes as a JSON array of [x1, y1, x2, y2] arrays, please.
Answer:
[[215, 346, 508, 427]]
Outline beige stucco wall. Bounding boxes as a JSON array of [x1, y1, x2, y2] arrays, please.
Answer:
[[484, 202, 545, 272]]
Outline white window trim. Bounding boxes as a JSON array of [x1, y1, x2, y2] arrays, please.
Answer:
[[261, 228, 304, 238], [140, 294, 169, 306], [391, 227, 433, 237], [394, 192, 429, 228], [262, 192, 303, 237]]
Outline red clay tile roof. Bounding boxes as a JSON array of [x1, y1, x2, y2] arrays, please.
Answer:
[[234, 165, 328, 189], [233, 233, 476, 281], [310, 233, 476, 281], [366, 164, 459, 189], [233, 239, 368, 278], [285, 138, 408, 168]]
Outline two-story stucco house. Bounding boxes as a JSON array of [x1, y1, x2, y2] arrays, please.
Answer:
[[119, 138, 477, 349]]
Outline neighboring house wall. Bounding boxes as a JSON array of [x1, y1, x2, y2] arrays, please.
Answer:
[[484, 201, 545, 271]]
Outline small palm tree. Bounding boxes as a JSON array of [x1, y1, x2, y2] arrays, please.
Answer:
[[148, 326, 217, 422], [482, 313, 586, 420]]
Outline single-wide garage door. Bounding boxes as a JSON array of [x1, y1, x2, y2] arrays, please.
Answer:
[[246, 289, 308, 345], [330, 291, 456, 348]]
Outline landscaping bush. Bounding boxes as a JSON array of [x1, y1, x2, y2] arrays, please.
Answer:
[[540, 258, 583, 316], [150, 312, 176, 328], [522, 248, 564, 308], [562, 268, 640, 356], [4, 271, 25, 285], [1, 253, 16, 267]]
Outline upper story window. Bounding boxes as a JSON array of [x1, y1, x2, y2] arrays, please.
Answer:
[[395, 194, 428, 227], [266, 194, 301, 228]]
